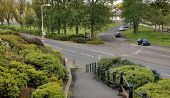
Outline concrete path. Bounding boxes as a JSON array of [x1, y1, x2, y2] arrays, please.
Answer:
[[70, 68, 121, 98]]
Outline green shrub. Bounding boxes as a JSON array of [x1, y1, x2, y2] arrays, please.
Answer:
[[98, 57, 136, 69], [31, 82, 65, 98], [0, 73, 20, 98], [47, 34, 70, 41], [97, 57, 121, 69], [110, 65, 155, 88], [24, 51, 67, 79], [0, 30, 14, 35], [86, 38, 104, 45], [69, 34, 85, 39], [8, 61, 48, 88], [72, 37, 86, 43], [135, 79, 170, 98]]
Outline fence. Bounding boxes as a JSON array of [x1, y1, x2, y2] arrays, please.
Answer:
[[86, 62, 148, 98]]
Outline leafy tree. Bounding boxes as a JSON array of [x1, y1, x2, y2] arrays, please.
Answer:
[[148, 0, 170, 31], [68, 0, 85, 35], [0, 2, 5, 25], [83, 0, 113, 38], [24, 3, 36, 28], [122, 0, 146, 34], [13, 0, 27, 28], [1, 0, 15, 25]]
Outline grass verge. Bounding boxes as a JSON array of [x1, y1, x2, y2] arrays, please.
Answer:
[[122, 25, 170, 47]]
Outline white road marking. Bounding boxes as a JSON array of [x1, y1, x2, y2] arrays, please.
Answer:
[[63, 49, 76, 53], [161, 73, 170, 77], [81, 53, 95, 58], [120, 54, 130, 57], [141, 50, 170, 58], [132, 47, 143, 55]]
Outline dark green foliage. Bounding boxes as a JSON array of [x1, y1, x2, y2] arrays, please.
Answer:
[[31, 82, 65, 98], [69, 34, 85, 39], [0, 30, 67, 97], [72, 37, 86, 43], [110, 65, 155, 88], [0, 74, 20, 98], [86, 38, 104, 45], [24, 51, 67, 80], [135, 79, 170, 98], [97, 57, 136, 69], [47, 34, 70, 41]]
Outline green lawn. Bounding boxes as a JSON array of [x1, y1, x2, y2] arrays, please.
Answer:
[[123, 25, 170, 47], [6, 22, 117, 37]]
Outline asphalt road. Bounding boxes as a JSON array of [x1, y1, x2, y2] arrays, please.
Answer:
[[22, 26, 170, 97]]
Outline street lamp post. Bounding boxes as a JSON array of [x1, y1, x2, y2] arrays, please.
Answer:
[[41, 4, 51, 40]]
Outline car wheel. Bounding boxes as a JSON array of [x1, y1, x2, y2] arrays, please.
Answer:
[[142, 43, 144, 46]]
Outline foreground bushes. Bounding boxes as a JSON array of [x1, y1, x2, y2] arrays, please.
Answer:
[[110, 65, 155, 88], [31, 82, 65, 98], [135, 79, 170, 98], [98, 57, 135, 69], [0, 30, 67, 98]]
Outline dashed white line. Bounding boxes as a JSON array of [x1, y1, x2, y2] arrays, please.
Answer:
[[161, 73, 170, 77], [63, 49, 76, 53], [81, 53, 95, 58]]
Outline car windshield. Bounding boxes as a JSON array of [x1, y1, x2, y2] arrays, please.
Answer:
[[142, 39, 149, 42]]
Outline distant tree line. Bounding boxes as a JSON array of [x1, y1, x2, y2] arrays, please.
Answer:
[[122, 0, 170, 34], [0, 0, 115, 38]]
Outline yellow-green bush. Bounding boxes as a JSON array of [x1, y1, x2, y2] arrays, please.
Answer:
[[110, 65, 155, 88], [31, 82, 65, 98], [0, 30, 67, 97], [135, 79, 170, 98]]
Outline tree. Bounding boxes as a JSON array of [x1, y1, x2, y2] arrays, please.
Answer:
[[0, 2, 5, 25], [1, 0, 15, 25], [122, 0, 146, 34], [68, 0, 85, 35], [13, 0, 27, 28], [24, 3, 35, 28], [148, 0, 170, 31], [84, 0, 113, 38]]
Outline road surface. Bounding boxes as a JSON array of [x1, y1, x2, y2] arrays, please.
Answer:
[[22, 26, 170, 98]]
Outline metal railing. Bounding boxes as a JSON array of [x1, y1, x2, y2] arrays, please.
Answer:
[[86, 62, 148, 98]]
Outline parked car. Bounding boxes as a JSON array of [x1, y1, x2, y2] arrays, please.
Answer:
[[118, 26, 126, 31], [122, 25, 129, 29], [115, 32, 121, 38], [138, 38, 151, 46]]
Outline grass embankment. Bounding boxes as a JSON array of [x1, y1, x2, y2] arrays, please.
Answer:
[[5, 22, 117, 36], [123, 25, 170, 47]]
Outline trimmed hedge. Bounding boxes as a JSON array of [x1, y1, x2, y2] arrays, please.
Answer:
[[97, 57, 135, 70], [0, 30, 67, 97], [110, 65, 155, 88], [86, 38, 104, 45], [72, 37, 86, 43], [31, 82, 65, 98], [135, 79, 170, 98]]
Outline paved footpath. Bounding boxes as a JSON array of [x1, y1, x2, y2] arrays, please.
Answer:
[[70, 67, 121, 98]]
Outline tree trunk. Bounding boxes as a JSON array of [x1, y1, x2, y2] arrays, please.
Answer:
[[75, 22, 79, 35], [158, 24, 160, 31], [133, 21, 138, 34], [162, 24, 163, 31], [64, 22, 67, 35], [154, 24, 157, 31], [7, 20, 10, 26], [0, 21, 4, 25]]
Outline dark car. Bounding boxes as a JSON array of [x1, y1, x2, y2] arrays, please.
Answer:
[[115, 32, 121, 38], [138, 38, 151, 46]]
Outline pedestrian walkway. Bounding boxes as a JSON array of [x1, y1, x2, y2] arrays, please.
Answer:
[[70, 68, 121, 98]]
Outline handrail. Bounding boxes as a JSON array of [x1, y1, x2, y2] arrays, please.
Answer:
[[86, 63, 148, 98], [123, 76, 130, 87]]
